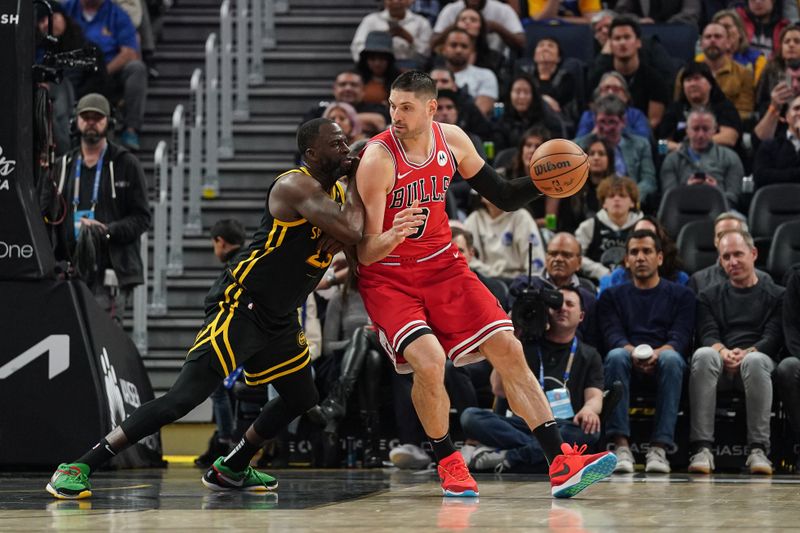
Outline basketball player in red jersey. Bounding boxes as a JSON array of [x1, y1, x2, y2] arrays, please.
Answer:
[[356, 72, 617, 498]]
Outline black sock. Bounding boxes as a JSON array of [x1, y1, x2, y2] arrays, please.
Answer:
[[76, 438, 117, 472], [429, 432, 457, 463], [532, 420, 564, 464], [222, 435, 261, 472]]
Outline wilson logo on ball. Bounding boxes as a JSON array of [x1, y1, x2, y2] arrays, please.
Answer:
[[533, 160, 571, 176]]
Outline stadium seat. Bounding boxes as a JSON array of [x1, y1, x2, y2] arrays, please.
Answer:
[[676, 219, 717, 274], [641, 23, 698, 65], [524, 23, 594, 63], [656, 185, 729, 240], [748, 183, 800, 266], [766, 219, 800, 284]]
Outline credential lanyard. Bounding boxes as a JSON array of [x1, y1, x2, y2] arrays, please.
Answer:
[[538, 337, 578, 389], [73, 147, 107, 212]]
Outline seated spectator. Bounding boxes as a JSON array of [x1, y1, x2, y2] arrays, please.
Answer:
[[64, 0, 148, 150], [301, 71, 389, 136], [711, 9, 767, 83], [689, 212, 773, 293], [691, 21, 755, 121], [430, 0, 526, 55], [576, 71, 651, 140], [497, 125, 551, 226], [437, 28, 499, 116], [588, 16, 670, 130], [516, 0, 600, 23], [435, 89, 486, 158], [658, 62, 742, 151], [350, 0, 432, 67], [755, 57, 800, 141], [411, 0, 440, 26], [599, 215, 689, 294], [660, 107, 745, 208], [754, 25, 800, 119], [355, 32, 402, 107], [492, 74, 566, 151], [575, 95, 658, 206], [575, 176, 644, 281], [429, 67, 493, 139], [613, 0, 700, 26], [451, 226, 509, 308], [775, 265, 800, 471], [688, 229, 784, 475], [454, 7, 506, 73], [599, 229, 695, 474], [736, 0, 790, 59], [754, 93, 800, 188], [463, 180, 547, 282], [522, 37, 579, 125], [322, 102, 365, 146], [461, 288, 604, 473], [591, 10, 614, 54]]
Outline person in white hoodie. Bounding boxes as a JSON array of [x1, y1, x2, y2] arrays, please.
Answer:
[[464, 186, 546, 282], [575, 176, 643, 281]]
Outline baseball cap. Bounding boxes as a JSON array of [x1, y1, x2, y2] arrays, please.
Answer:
[[76, 93, 110, 117]]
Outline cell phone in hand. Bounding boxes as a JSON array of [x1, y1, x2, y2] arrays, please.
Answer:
[[692, 172, 706, 181]]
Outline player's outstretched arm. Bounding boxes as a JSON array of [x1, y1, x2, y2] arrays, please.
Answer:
[[274, 160, 364, 246], [442, 123, 543, 212], [355, 144, 426, 266]]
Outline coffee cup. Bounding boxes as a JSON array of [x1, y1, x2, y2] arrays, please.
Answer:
[[633, 344, 654, 360]]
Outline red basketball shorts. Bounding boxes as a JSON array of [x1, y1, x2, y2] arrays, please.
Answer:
[[357, 243, 514, 373]]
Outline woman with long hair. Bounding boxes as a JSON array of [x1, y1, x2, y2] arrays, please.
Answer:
[[355, 31, 401, 106], [711, 9, 768, 82], [454, 7, 506, 74], [322, 102, 365, 145], [492, 74, 565, 151], [755, 24, 800, 112], [503, 125, 551, 226]]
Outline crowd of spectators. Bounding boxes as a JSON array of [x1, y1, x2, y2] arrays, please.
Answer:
[[283, 0, 800, 475]]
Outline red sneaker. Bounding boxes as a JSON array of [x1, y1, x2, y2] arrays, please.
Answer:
[[550, 443, 616, 499], [438, 451, 479, 497]]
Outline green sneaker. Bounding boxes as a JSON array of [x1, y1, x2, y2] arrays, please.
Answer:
[[202, 456, 278, 492], [46, 463, 92, 499]]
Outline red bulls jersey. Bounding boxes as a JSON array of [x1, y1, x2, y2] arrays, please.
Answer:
[[365, 122, 455, 259]]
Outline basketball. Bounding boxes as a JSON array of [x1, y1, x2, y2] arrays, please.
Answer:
[[528, 138, 589, 198]]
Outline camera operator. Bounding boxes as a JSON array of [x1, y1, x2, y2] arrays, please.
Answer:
[[41, 93, 150, 326], [459, 287, 605, 473]]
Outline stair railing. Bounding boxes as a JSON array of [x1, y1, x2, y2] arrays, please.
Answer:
[[249, 0, 264, 83], [132, 232, 149, 354], [203, 33, 220, 199], [234, 0, 250, 121], [149, 140, 169, 316], [186, 68, 203, 236], [168, 104, 185, 276], [262, 0, 276, 49], [219, 0, 235, 159]]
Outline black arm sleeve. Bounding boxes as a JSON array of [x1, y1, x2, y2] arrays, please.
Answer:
[[465, 163, 542, 211]]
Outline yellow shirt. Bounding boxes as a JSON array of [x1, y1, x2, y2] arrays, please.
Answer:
[[527, 0, 600, 18]]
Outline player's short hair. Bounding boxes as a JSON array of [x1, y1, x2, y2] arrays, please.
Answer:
[[391, 71, 437, 100], [627, 229, 662, 253], [297, 118, 334, 155], [450, 226, 474, 248], [718, 228, 755, 248], [210, 218, 246, 245]]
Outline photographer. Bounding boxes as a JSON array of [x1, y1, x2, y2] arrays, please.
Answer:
[[41, 93, 150, 326], [460, 288, 604, 473]]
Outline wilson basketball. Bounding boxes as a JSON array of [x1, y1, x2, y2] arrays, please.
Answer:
[[528, 138, 589, 198]]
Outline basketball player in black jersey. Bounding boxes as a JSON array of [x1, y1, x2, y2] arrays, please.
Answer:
[[47, 118, 365, 499]]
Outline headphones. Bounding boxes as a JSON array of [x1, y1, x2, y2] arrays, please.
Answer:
[[69, 100, 119, 137]]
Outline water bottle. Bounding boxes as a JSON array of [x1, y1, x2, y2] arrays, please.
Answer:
[[657, 139, 668, 156], [492, 102, 504, 121], [483, 140, 495, 161], [742, 174, 754, 193]]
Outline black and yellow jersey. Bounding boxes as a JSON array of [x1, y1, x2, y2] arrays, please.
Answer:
[[204, 167, 345, 317]]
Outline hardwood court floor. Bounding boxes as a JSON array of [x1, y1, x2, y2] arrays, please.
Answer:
[[1, 466, 799, 531]]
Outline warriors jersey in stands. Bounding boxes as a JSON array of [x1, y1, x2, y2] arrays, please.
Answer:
[[187, 167, 345, 384]]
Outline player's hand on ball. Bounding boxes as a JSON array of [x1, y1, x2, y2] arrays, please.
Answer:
[[392, 200, 426, 240]]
